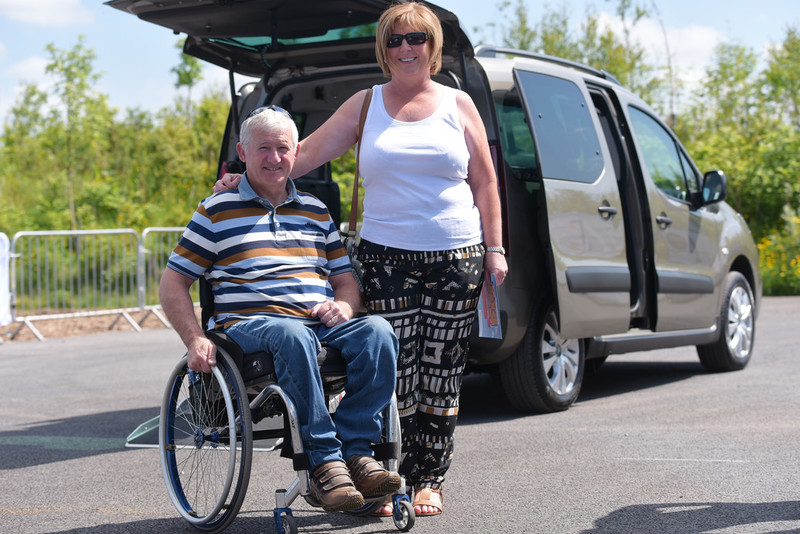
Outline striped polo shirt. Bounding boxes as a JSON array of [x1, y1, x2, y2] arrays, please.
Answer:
[[166, 174, 351, 328]]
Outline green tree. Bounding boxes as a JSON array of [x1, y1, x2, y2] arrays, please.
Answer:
[[763, 25, 800, 127], [675, 41, 799, 239], [45, 35, 115, 230], [479, 0, 661, 104], [171, 40, 204, 117], [499, 0, 538, 51], [0, 84, 50, 231]]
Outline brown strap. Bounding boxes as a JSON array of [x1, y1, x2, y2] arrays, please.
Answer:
[[348, 88, 373, 236]]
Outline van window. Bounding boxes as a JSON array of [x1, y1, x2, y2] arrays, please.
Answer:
[[627, 106, 696, 201], [493, 88, 537, 181], [517, 70, 604, 183]]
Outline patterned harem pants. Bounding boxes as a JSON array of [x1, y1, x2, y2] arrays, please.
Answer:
[[358, 239, 485, 489]]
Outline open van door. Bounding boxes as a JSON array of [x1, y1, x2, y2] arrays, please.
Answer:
[[513, 66, 631, 338], [106, 0, 472, 78]]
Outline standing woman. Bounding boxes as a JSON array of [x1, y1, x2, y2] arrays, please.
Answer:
[[216, 1, 507, 517]]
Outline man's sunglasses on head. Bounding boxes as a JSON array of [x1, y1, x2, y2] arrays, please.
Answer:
[[246, 105, 293, 121]]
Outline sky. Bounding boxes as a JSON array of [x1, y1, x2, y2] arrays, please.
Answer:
[[0, 0, 798, 124]]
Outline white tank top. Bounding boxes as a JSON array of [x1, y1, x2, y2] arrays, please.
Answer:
[[358, 84, 483, 251]]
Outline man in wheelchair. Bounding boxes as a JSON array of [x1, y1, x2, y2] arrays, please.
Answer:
[[159, 106, 401, 513]]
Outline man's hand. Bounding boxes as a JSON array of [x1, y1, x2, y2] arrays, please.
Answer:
[[187, 335, 218, 373], [317, 272, 362, 326], [311, 300, 353, 328], [213, 173, 243, 193]]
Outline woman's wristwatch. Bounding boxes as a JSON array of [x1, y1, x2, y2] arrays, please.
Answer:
[[486, 246, 506, 255]]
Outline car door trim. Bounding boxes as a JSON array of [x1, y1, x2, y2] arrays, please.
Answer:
[[656, 271, 714, 294], [566, 266, 631, 293]]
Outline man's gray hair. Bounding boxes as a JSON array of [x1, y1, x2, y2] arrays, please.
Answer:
[[240, 108, 298, 149]]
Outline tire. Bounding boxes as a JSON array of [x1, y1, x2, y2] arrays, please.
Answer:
[[697, 272, 755, 372], [160, 350, 253, 533], [499, 292, 584, 412], [279, 512, 298, 534], [393, 499, 416, 532]]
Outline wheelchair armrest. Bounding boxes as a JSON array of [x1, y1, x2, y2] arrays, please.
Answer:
[[206, 330, 276, 384]]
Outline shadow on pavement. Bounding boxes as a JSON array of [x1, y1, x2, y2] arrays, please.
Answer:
[[581, 500, 800, 534], [17, 357, 707, 469], [579, 358, 705, 402], [0, 407, 159, 470], [44, 508, 402, 534], [457, 357, 706, 424]]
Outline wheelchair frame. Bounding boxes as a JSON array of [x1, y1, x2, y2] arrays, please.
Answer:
[[158, 286, 415, 533]]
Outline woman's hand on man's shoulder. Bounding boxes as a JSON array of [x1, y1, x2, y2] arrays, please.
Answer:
[[213, 173, 242, 193]]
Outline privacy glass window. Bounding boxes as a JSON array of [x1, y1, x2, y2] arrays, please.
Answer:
[[627, 106, 693, 201], [493, 87, 537, 181], [517, 70, 604, 183]]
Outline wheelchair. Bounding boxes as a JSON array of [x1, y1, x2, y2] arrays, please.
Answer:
[[158, 281, 415, 533]]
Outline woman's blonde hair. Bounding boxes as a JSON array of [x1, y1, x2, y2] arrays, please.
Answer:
[[375, 2, 443, 77]]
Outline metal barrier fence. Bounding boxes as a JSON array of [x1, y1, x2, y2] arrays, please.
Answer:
[[6, 227, 192, 341]]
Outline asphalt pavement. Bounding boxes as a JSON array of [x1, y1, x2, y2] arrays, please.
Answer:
[[1, 297, 799, 533]]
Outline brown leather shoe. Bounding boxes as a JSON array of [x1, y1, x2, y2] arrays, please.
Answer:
[[346, 455, 402, 498], [309, 460, 365, 512]]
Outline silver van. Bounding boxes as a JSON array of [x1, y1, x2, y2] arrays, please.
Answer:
[[109, 0, 761, 413]]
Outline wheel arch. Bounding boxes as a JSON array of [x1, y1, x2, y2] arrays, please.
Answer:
[[729, 253, 760, 319]]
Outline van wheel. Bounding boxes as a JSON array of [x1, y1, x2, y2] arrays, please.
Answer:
[[499, 293, 584, 412], [696, 272, 755, 371]]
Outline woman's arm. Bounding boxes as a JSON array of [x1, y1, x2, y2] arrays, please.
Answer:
[[291, 89, 370, 178], [457, 91, 508, 286]]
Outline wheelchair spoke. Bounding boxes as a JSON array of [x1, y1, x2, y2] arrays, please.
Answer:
[[160, 352, 252, 531]]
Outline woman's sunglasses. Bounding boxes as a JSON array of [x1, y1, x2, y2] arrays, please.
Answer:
[[386, 32, 429, 48], [246, 105, 293, 121]]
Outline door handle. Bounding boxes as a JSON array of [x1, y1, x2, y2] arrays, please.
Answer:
[[597, 204, 618, 220], [656, 214, 672, 228]]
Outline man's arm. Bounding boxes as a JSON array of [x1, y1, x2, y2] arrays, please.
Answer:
[[159, 268, 217, 372]]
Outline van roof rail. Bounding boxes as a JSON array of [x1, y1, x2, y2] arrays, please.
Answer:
[[474, 44, 622, 86]]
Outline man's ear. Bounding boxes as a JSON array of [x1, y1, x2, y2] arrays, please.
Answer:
[[236, 142, 246, 162]]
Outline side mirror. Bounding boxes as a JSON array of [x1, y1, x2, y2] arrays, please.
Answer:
[[701, 170, 727, 205]]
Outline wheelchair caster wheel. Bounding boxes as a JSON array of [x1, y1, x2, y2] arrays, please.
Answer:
[[277, 512, 297, 534], [393, 499, 415, 531]]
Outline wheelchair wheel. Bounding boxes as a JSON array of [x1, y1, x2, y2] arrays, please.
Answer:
[[160, 351, 253, 532], [393, 499, 415, 532]]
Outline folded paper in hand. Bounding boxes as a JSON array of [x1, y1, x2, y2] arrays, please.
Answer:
[[477, 273, 501, 339]]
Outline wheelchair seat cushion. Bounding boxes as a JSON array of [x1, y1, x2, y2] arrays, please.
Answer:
[[317, 345, 346, 376]]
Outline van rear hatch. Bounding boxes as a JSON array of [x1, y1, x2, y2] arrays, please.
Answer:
[[105, 0, 473, 77]]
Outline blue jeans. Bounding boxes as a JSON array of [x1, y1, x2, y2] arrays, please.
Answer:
[[224, 315, 398, 470]]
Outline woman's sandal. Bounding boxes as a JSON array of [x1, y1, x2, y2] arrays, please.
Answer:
[[413, 487, 443, 516]]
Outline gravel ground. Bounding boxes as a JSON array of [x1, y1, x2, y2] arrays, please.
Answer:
[[0, 309, 185, 343]]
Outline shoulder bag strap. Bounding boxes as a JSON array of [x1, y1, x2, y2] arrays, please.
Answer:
[[348, 88, 373, 237]]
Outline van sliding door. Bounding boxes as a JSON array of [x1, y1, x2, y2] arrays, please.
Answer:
[[514, 68, 630, 338]]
